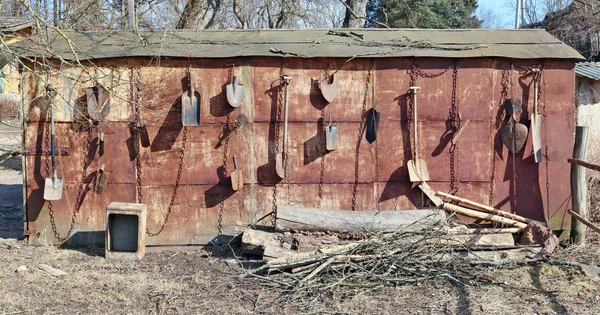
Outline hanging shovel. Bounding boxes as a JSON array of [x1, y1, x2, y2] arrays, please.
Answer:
[[44, 86, 64, 201], [217, 114, 248, 148], [407, 86, 430, 183], [365, 107, 380, 144], [182, 73, 200, 126], [319, 72, 339, 103], [231, 156, 243, 191], [137, 115, 150, 148], [325, 111, 338, 151], [94, 164, 109, 195], [99, 131, 105, 157], [500, 98, 528, 153], [226, 76, 244, 108], [276, 75, 292, 179], [531, 69, 542, 163], [86, 83, 110, 121]]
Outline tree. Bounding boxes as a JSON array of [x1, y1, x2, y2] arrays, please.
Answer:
[[368, 0, 482, 29], [342, 0, 368, 28]]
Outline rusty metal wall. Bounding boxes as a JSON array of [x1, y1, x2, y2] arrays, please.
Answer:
[[22, 57, 576, 245]]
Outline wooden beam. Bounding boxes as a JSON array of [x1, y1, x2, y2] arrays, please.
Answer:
[[437, 191, 532, 224], [570, 126, 590, 244], [568, 210, 600, 234], [442, 203, 527, 229]]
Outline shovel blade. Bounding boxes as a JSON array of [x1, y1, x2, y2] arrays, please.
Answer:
[[275, 156, 286, 179], [407, 159, 430, 182], [181, 90, 201, 126], [226, 78, 244, 107], [531, 113, 542, 162], [500, 122, 528, 153], [325, 125, 338, 151], [44, 177, 64, 200], [319, 73, 339, 103], [231, 170, 243, 191]]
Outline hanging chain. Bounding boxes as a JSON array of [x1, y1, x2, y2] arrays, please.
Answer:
[[449, 61, 461, 195], [541, 64, 551, 218], [351, 60, 373, 211], [47, 122, 93, 242], [147, 126, 187, 237], [490, 68, 511, 205], [271, 62, 284, 225], [227, 63, 234, 83], [146, 68, 188, 236], [134, 68, 143, 203], [217, 114, 231, 235], [510, 63, 518, 207], [317, 109, 325, 208]]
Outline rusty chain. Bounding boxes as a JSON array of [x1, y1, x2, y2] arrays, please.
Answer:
[[490, 68, 511, 206], [135, 68, 143, 203], [510, 63, 518, 207], [271, 62, 285, 225], [540, 64, 551, 218], [351, 59, 373, 211], [449, 61, 461, 195], [145, 69, 188, 237], [318, 109, 325, 208], [217, 113, 231, 235]]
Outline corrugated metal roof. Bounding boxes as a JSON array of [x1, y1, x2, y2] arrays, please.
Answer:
[[4, 28, 585, 61], [576, 62, 600, 80], [0, 16, 32, 32]]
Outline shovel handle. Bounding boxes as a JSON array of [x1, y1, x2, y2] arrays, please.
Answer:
[[233, 156, 238, 169]]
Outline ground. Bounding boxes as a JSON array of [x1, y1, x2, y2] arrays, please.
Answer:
[[1, 123, 600, 314]]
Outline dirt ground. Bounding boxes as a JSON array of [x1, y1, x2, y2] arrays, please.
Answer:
[[1, 123, 600, 314]]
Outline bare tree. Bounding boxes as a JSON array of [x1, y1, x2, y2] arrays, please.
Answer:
[[341, 0, 367, 28], [175, 0, 220, 29]]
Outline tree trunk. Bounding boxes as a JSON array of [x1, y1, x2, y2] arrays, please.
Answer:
[[342, 0, 367, 28], [176, 0, 221, 29], [127, 0, 136, 31]]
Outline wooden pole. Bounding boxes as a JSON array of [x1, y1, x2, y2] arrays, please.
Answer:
[[442, 203, 527, 229], [568, 158, 600, 173], [570, 126, 589, 244], [437, 191, 532, 224], [568, 210, 600, 234]]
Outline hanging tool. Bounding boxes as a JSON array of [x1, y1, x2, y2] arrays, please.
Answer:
[[407, 86, 430, 183], [325, 111, 338, 151], [318, 72, 339, 103], [44, 85, 64, 201], [226, 76, 244, 108], [94, 164, 109, 195], [86, 83, 110, 121], [231, 156, 243, 191], [365, 107, 380, 144], [531, 69, 542, 162], [181, 72, 200, 126], [99, 131, 105, 157], [500, 98, 528, 153], [276, 75, 292, 179], [138, 115, 150, 148], [217, 114, 249, 148]]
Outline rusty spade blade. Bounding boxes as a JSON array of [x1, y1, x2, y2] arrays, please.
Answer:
[[500, 98, 528, 153], [94, 164, 109, 195], [86, 84, 110, 121], [231, 156, 243, 191], [319, 72, 338, 103], [217, 114, 248, 148], [226, 76, 244, 108]]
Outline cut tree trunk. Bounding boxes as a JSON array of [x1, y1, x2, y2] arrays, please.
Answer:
[[276, 205, 447, 233]]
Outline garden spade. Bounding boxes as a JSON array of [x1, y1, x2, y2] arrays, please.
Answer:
[[407, 86, 430, 183], [94, 164, 108, 195], [276, 75, 292, 179], [217, 114, 248, 148], [325, 111, 338, 151], [318, 72, 338, 103], [44, 86, 64, 201], [500, 98, 528, 153], [182, 73, 200, 126], [231, 156, 243, 191], [531, 69, 542, 162], [226, 76, 244, 108], [86, 84, 110, 121]]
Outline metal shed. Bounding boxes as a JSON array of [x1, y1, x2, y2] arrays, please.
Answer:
[[9, 28, 583, 246]]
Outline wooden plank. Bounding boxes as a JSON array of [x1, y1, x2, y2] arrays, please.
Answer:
[[442, 203, 527, 229], [437, 191, 532, 224], [241, 229, 295, 260], [568, 209, 600, 234], [447, 227, 521, 235], [275, 205, 447, 233], [568, 157, 600, 173], [418, 182, 443, 207]]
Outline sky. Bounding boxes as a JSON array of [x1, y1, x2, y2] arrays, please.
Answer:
[[476, 0, 516, 29]]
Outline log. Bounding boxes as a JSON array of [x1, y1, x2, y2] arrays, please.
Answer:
[[437, 191, 531, 224], [427, 233, 515, 248], [569, 210, 600, 234], [276, 205, 447, 233], [447, 227, 522, 235], [569, 127, 590, 244], [418, 182, 443, 207], [442, 203, 527, 229], [241, 229, 295, 260]]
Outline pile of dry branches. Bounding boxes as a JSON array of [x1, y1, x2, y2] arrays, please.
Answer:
[[243, 226, 537, 307]]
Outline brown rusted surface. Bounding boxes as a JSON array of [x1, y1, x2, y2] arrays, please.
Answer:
[[22, 57, 576, 246]]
